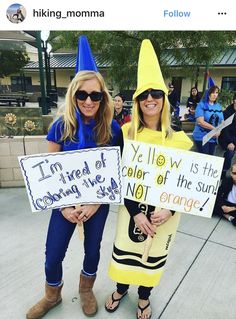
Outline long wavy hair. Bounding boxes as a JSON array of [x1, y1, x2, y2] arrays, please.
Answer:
[[60, 71, 113, 145], [128, 93, 173, 142]]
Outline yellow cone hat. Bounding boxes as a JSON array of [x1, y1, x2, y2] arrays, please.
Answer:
[[129, 39, 170, 143], [133, 39, 168, 99]]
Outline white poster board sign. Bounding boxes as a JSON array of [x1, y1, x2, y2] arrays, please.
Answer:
[[202, 113, 234, 145], [122, 140, 224, 218], [18, 147, 122, 212]]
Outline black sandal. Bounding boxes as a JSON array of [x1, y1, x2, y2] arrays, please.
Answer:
[[105, 291, 128, 313], [136, 300, 152, 319]]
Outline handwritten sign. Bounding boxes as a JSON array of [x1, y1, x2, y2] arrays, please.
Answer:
[[122, 140, 224, 218], [18, 147, 122, 212], [202, 113, 235, 145]]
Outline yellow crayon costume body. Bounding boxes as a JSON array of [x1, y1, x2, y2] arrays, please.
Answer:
[[109, 124, 193, 287], [109, 39, 193, 288]]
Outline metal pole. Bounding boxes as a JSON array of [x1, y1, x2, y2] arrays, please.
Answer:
[[195, 66, 200, 89], [44, 44, 51, 97], [202, 62, 209, 98], [47, 51, 52, 93], [53, 69, 57, 89], [35, 31, 48, 115]]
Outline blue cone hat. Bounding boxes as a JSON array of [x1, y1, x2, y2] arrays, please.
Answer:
[[74, 35, 98, 149], [203, 76, 215, 103], [208, 76, 215, 89], [75, 35, 98, 73]]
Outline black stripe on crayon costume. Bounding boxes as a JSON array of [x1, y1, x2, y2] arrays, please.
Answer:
[[113, 245, 167, 261], [112, 245, 167, 269], [112, 255, 167, 270]]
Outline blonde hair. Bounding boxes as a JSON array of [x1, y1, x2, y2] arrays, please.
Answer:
[[128, 94, 173, 142], [60, 71, 113, 145]]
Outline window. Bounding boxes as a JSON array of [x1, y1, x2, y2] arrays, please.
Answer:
[[11, 76, 32, 86], [221, 77, 236, 92]]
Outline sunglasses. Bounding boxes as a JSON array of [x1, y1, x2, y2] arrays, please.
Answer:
[[137, 90, 164, 101], [75, 90, 103, 102]]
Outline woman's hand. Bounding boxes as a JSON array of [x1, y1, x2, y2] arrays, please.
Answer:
[[77, 204, 101, 222], [133, 213, 156, 237], [227, 143, 235, 151], [222, 205, 236, 213], [213, 131, 221, 138], [48, 141, 61, 153], [150, 208, 172, 226], [61, 206, 80, 223]]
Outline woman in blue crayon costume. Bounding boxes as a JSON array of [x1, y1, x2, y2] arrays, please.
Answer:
[[193, 83, 224, 155], [26, 36, 120, 319], [105, 39, 193, 319]]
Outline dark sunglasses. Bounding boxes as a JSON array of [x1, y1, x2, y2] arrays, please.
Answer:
[[137, 90, 164, 101], [75, 90, 103, 102]]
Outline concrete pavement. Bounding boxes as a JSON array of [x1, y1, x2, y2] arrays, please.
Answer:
[[0, 187, 236, 319]]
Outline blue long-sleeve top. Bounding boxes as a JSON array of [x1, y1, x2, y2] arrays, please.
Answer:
[[193, 101, 224, 142]]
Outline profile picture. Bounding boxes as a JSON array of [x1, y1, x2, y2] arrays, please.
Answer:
[[6, 3, 26, 23]]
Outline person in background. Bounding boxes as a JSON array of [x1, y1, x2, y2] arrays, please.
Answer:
[[183, 105, 196, 122], [168, 83, 180, 117], [26, 36, 121, 319], [105, 39, 193, 319], [193, 85, 224, 155], [186, 87, 201, 111], [183, 87, 200, 121], [218, 94, 236, 179], [113, 93, 131, 127], [214, 163, 236, 226]]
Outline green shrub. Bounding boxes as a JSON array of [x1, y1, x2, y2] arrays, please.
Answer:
[[218, 90, 234, 109]]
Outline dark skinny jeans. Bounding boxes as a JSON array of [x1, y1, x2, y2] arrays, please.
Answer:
[[194, 140, 216, 155], [45, 205, 109, 285]]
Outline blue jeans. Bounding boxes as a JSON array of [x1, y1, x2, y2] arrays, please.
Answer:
[[223, 149, 235, 171], [194, 140, 216, 155], [45, 205, 109, 285]]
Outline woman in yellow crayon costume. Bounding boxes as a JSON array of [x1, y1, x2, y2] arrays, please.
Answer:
[[105, 39, 193, 319]]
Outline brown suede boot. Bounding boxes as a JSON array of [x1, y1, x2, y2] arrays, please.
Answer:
[[26, 282, 63, 319], [79, 273, 98, 317]]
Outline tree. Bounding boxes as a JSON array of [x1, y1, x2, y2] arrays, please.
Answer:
[[0, 41, 29, 78], [51, 31, 236, 92]]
